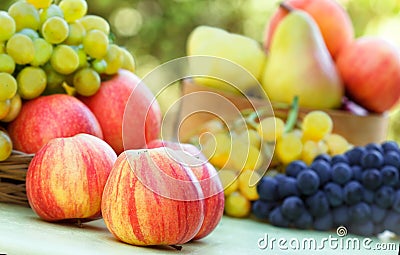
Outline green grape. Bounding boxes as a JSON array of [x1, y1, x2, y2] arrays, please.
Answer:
[[0, 54, 16, 74], [218, 169, 239, 196], [324, 134, 350, 156], [226, 140, 263, 171], [83, 29, 109, 59], [257, 117, 285, 143], [237, 129, 261, 148], [19, 28, 39, 40], [225, 192, 251, 218], [1, 93, 21, 123], [8, 1, 40, 31], [0, 73, 17, 101], [0, 42, 5, 54], [302, 140, 320, 165], [39, 4, 63, 25], [276, 132, 303, 165], [41, 16, 69, 44], [302, 110, 333, 141], [6, 33, 35, 65], [91, 59, 107, 73], [73, 67, 101, 96], [51, 45, 79, 74], [27, 0, 53, 9], [0, 100, 11, 120], [79, 15, 110, 34], [74, 46, 88, 68], [0, 11, 16, 42], [238, 170, 261, 201], [31, 38, 53, 67], [59, 0, 87, 22], [0, 130, 12, 161], [64, 20, 86, 45], [201, 132, 231, 169], [17, 66, 47, 99], [42, 63, 66, 95], [120, 47, 136, 72], [104, 44, 123, 75]]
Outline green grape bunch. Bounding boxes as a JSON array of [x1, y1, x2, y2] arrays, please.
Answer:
[[0, 0, 136, 161]]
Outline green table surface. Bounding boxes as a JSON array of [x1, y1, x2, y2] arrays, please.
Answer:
[[0, 203, 398, 255]]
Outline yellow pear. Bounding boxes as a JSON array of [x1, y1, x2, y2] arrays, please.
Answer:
[[262, 10, 344, 109]]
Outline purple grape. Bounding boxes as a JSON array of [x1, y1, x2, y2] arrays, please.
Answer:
[[345, 146, 367, 166], [362, 188, 375, 204], [257, 177, 279, 202], [313, 212, 333, 231], [332, 206, 349, 226], [382, 141, 400, 153], [297, 170, 320, 196], [269, 207, 290, 227], [314, 154, 331, 163], [352, 165, 362, 181], [381, 165, 399, 187], [331, 154, 349, 165], [365, 143, 384, 154], [371, 204, 387, 223], [331, 163, 352, 185], [286, 160, 307, 178], [349, 221, 374, 236], [277, 176, 300, 199], [392, 190, 400, 213], [361, 169, 382, 190], [281, 196, 305, 221], [384, 151, 400, 168], [294, 210, 313, 229], [374, 186, 395, 209], [252, 200, 276, 220], [383, 211, 400, 235], [349, 202, 371, 224], [324, 182, 343, 207], [306, 191, 330, 217], [361, 150, 384, 169], [343, 181, 363, 205], [310, 159, 331, 185]]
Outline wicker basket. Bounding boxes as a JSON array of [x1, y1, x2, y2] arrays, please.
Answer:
[[0, 151, 34, 206]]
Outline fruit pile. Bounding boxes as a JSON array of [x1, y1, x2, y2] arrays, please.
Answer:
[[252, 141, 400, 236], [0, 0, 136, 161], [187, 0, 400, 115], [192, 99, 351, 218]]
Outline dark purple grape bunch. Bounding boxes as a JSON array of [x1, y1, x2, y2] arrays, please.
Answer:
[[252, 141, 400, 236]]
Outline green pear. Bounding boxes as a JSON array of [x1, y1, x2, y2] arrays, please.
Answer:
[[262, 10, 344, 109], [187, 26, 267, 94]]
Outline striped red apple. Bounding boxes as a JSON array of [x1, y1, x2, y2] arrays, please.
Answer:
[[26, 134, 117, 222], [147, 139, 225, 240], [8, 94, 103, 154], [79, 70, 162, 154], [101, 146, 224, 246]]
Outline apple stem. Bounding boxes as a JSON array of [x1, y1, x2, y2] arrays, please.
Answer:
[[76, 219, 83, 228], [279, 2, 295, 12], [169, 245, 183, 251]]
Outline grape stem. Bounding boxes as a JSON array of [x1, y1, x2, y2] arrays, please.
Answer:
[[283, 96, 299, 133]]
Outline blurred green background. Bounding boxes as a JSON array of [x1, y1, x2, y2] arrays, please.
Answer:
[[2, 0, 400, 78], [1, 0, 400, 141]]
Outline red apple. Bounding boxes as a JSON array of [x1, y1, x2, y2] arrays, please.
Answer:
[[8, 94, 103, 154], [147, 139, 224, 240], [79, 70, 161, 155], [101, 148, 207, 246], [264, 0, 354, 59], [336, 37, 400, 113], [26, 134, 117, 222]]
